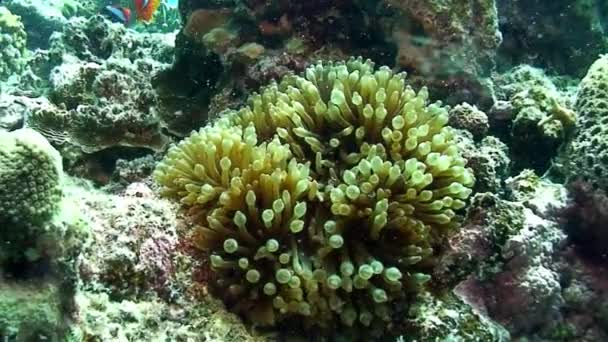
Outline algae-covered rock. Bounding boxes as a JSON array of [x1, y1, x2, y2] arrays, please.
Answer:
[[386, 0, 502, 77], [21, 15, 175, 154], [58, 179, 263, 342], [509, 86, 576, 172], [467, 136, 510, 194], [0, 94, 28, 131], [0, 6, 27, 81], [73, 182, 180, 300], [437, 170, 573, 339], [0, 282, 65, 341], [395, 292, 510, 342], [560, 55, 608, 191], [449, 103, 490, 140], [0, 194, 87, 342], [434, 192, 526, 287], [70, 291, 264, 342], [2, 0, 68, 48], [491, 65, 577, 173], [49, 15, 175, 64], [498, 0, 608, 77], [558, 181, 608, 260]]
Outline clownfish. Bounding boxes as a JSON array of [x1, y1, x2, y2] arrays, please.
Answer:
[[133, 0, 162, 22], [102, 0, 161, 25]]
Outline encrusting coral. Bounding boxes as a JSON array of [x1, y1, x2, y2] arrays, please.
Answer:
[[154, 58, 475, 335]]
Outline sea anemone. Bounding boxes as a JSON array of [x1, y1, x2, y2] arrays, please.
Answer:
[[154, 58, 474, 335]]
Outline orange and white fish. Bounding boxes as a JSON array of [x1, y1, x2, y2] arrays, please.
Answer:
[[133, 0, 161, 22]]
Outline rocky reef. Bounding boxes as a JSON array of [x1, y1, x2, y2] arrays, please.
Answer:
[[17, 15, 175, 154], [490, 65, 577, 173], [154, 0, 503, 137], [0, 6, 27, 82], [559, 54, 608, 191], [498, 0, 608, 77], [436, 169, 608, 341], [64, 180, 261, 341]]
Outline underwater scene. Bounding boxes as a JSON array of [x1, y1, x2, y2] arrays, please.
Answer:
[[1, 0, 608, 341]]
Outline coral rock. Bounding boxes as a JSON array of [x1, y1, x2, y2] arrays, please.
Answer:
[[449, 103, 490, 140], [561, 55, 608, 191], [0, 6, 27, 81]]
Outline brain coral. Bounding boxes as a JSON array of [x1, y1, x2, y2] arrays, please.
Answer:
[[0, 6, 27, 81], [561, 55, 608, 190], [154, 58, 474, 335]]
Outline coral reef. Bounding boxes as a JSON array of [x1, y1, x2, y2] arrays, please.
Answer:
[[0, 283, 65, 341], [385, 0, 502, 77], [62, 179, 262, 341], [158, 0, 503, 137], [0, 6, 27, 82], [448, 103, 490, 140], [3, 0, 608, 340], [558, 181, 608, 260], [491, 65, 577, 173], [498, 0, 608, 77], [0, 130, 85, 283], [154, 58, 475, 335], [560, 55, 608, 190], [2, 0, 68, 48], [395, 292, 510, 341], [12, 15, 176, 154]]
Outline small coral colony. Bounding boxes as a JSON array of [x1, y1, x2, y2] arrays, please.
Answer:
[[1, 0, 608, 341]]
